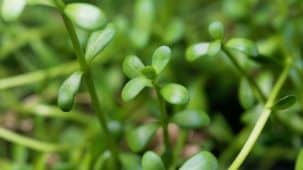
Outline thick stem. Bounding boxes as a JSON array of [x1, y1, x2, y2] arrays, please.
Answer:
[[222, 45, 267, 103], [228, 59, 291, 170], [53, 0, 119, 168], [154, 83, 172, 167]]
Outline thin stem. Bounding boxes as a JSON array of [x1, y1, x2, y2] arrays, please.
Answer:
[[222, 45, 267, 103], [228, 59, 292, 170], [0, 127, 68, 152], [153, 83, 172, 168], [53, 0, 119, 168]]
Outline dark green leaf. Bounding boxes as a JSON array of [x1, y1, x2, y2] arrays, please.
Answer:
[[226, 38, 258, 57], [238, 79, 255, 109], [85, 24, 116, 63], [126, 123, 159, 152], [172, 109, 210, 129], [142, 151, 165, 170], [152, 46, 171, 74], [273, 95, 296, 110], [1, 0, 26, 22], [180, 151, 218, 170], [160, 83, 189, 105], [65, 3, 106, 30], [208, 21, 224, 39], [186, 43, 209, 62], [123, 55, 145, 78], [121, 77, 151, 101], [58, 71, 83, 112], [141, 66, 157, 80]]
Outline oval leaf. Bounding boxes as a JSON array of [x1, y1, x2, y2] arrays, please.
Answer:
[[85, 24, 116, 63], [180, 151, 218, 170], [163, 18, 184, 44], [121, 77, 151, 101], [65, 3, 106, 30], [126, 123, 159, 152], [295, 149, 303, 170], [208, 21, 224, 39], [160, 83, 189, 105], [1, 0, 26, 22], [152, 46, 171, 74], [172, 109, 210, 129], [273, 95, 296, 110], [130, 0, 154, 48], [238, 78, 255, 109], [123, 55, 145, 78], [58, 71, 83, 112], [186, 43, 209, 62], [226, 38, 258, 57], [142, 151, 165, 170]]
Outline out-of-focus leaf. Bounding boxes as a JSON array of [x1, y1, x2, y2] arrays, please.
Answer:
[[121, 77, 151, 101], [126, 123, 159, 152], [186, 43, 209, 62], [238, 78, 255, 109], [208, 21, 224, 39], [152, 46, 171, 74], [272, 95, 296, 110], [119, 153, 141, 170], [180, 151, 218, 170], [141, 66, 157, 80], [142, 151, 165, 170], [163, 18, 184, 44], [65, 3, 106, 30], [172, 109, 210, 129], [123, 55, 145, 78], [226, 38, 258, 57], [208, 40, 221, 57], [295, 149, 303, 170], [1, 0, 26, 22]]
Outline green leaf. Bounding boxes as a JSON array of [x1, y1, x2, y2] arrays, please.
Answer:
[[152, 46, 171, 74], [121, 77, 151, 101], [238, 79, 255, 109], [131, 0, 154, 48], [58, 71, 83, 112], [208, 40, 221, 56], [180, 151, 218, 170], [142, 151, 165, 170], [163, 18, 184, 44], [1, 0, 26, 22], [85, 24, 116, 63], [186, 43, 209, 62], [172, 109, 210, 129], [160, 83, 189, 105], [226, 38, 258, 57], [141, 66, 157, 80], [272, 95, 296, 110], [295, 149, 303, 170], [208, 21, 224, 39], [119, 153, 141, 170], [126, 123, 159, 152], [65, 3, 106, 30], [123, 55, 145, 78]]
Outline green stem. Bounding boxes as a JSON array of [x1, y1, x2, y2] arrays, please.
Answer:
[[0, 127, 67, 152], [53, 0, 119, 168], [228, 59, 292, 170], [222, 45, 266, 103], [153, 83, 172, 168]]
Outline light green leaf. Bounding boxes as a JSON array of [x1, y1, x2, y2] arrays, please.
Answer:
[[123, 55, 145, 78], [142, 151, 165, 170], [208, 21, 224, 39], [1, 0, 26, 22], [127, 123, 159, 152], [226, 38, 258, 57], [58, 71, 83, 112], [180, 151, 218, 170], [208, 40, 221, 56], [160, 83, 189, 105], [273, 95, 296, 110], [119, 153, 141, 170], [163, 18, 184, 44], [295, 149, 303, 170], [85, 24, 116, 63], [172, 109, 210, 129], [186, 43, 209, 62], [65, 3, 106, 30], [238, 78, 255, 109], [131, 0, 154, 48], [152, 46, 171, 74], [121, 77, 151, 101]]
